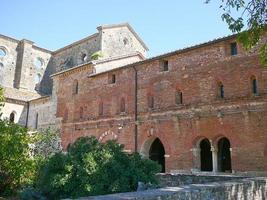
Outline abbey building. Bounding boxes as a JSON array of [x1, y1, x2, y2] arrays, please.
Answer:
[[1, 23, 267, 173]]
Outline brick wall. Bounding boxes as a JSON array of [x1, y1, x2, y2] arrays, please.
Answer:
[[57, 35, 267, 173]]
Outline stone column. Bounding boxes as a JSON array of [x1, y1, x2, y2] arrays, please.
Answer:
[[191, 148, 201, 172], [229, 147, 233, 173], [211, 146, 218, 173]]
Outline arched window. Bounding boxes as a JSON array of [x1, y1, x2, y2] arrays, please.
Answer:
[[73, 80, 78, 95], [79, 107, 84, 119], [251, 76, 258, 95], [120, 98, 126, 113], [218, 82, 224, 99], [34, 73, 42, 84], [148, 95, 154, 109], [9, 112, 15, 123], [99, 101, 103, 116], [35, 57, 44, 69], [35, 113, 38, 129], [175, 90, 183, 104]]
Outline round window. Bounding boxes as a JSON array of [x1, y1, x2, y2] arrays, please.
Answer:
[[34, 73, 42, 84], [81, 53, 87, 62], [0, 47, 7, 57], [35, 58, 44, 69], [0, 62, 3, 68]]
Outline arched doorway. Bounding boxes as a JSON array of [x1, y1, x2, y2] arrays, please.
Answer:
[[217, 137, 232, 172], [200, 139, 212, 171], [149, 138, 165, 173]]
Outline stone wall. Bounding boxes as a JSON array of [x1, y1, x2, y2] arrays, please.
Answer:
[[157, 173, 246, 187], [1, 100, 28, 126], [0, 35, 19, 88], [0, 35, 52, 93], [0, 23, 148, 130], [72, 176, 267, 200], [100, 24, 147, 59]]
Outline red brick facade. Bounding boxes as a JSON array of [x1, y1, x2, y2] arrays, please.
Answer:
[[55, 35, 267, 173]]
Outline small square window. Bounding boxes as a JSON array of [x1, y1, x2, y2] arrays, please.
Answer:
[[230, 42, 237, 55], [109, 74, 116, 84], [161, 60, 169, 72]]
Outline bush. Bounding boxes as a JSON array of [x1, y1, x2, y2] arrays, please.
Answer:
[[36, 136, 161, 199], [0, 120, 36, 196], [33, 128, 62, 159]]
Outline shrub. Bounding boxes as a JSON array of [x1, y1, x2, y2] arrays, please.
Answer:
[[0, 120, 36, 196], [36, 136, 161, 199]]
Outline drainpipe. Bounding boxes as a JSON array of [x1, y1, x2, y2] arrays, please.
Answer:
[[133, 66, 138, 153], [25, 101, 30, 128]]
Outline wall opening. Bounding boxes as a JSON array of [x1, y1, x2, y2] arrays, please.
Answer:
[[200, 139, 213, 171], [218, 82, 224, 99], [149, 138, 165, 172], [251, 76, 258, 95], [9, 112, 15, 123], [35, 113, 39, 129], [217, 137, 232, 172]]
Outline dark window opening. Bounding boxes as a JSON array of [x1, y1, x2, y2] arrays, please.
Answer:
[[73, 80, 78, 95], [99, 102, 103, 116], [251, 77, 258, 95], [175, 91, 183, 104], [230, 42, 237, 55], [161, 60, 169, 71], [120, 98, 126, 113], [218, 82, 224, 99], [9, 112, 15, 123], [79, 107, 84, 119], [109, 74, 116, 84], [148, 95, 154, 109], [35, 113, 38, 129]]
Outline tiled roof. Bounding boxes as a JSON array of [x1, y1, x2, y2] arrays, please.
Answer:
[[3, 87, 42, 102]]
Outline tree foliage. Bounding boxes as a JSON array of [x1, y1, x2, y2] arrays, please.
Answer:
[[0, 87, 5, 115], [34, 136, 161, 200], [206, 0, 267, 66], [33, 128, 62, 159], [0, 120, 36, 196], [0, 121, 62, 197]]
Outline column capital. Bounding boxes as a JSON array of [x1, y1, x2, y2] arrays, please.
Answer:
[[210, 146, 217, 152]]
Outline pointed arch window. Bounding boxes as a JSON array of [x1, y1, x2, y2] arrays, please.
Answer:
[[35, 113, 38, 129], [251, 75, 258, 95], [73, 80, 79, 95], [218, 82, 224, 99], [99, 101, 103, 116], [148, 95, 154, 109], [120, 97, 126, 113], [79, 107, 84, 119], [175, 90, 183, 105]]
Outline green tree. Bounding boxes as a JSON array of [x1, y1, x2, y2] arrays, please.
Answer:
[[33, 128, 62, 159], [0, 87, 4, 115], [0, 120, 36, 196], [35, 136, 161, 199], [206, 0, 267, 66]]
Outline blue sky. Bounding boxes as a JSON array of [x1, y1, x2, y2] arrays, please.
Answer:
[[1, 0, 233, 57]]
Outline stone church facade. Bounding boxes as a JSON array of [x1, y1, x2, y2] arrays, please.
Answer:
[[1, 23, 267, 173]]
